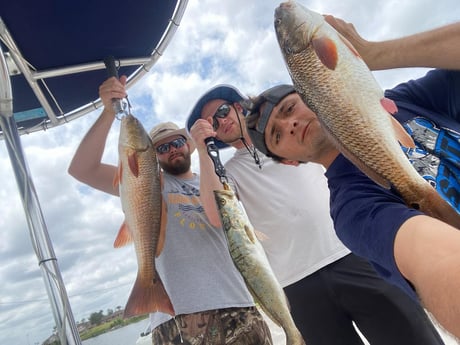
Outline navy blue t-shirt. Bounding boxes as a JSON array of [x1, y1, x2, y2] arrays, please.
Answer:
[[326, 155, 422, 299], [386, 69, 460, 211], [325, 69, 460, 299]]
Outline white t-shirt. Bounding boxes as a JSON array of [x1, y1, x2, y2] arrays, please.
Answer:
[[225, 148, 350, 287]]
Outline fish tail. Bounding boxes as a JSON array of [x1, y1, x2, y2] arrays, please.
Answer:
[[415, 186, 460, 230], [123, 270, 175, 318]]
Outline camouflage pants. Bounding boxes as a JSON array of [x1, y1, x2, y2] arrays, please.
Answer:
[[151, 306, 273, 345]]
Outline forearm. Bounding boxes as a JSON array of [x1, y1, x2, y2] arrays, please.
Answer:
[[188, 118, 224, 226], [197, 148, 224, 227], [366, 22, 460, 70], [68, 107, 119, 195], [325, 15, 460, 70]]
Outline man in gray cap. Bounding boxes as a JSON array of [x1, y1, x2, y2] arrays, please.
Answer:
[[187, 82, 444, 344], [244, 13, 460, 341], [69, 76, 273, 344]]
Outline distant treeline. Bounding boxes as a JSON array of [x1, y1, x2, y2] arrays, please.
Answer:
[[43, 308, 148, 345]]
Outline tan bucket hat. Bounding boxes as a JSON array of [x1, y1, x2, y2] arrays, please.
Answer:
[[149, 121, 195, 153]]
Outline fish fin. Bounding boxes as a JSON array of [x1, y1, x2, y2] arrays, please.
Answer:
[[128, 151, 139, 177], [380, 97, 398, 115], [156, 196, 168, 257], [113, 221, 133, 248], [312, 36, 338, 70], [389, 115, 416, 149], [123, 270, 175, 318], [113, 162, 122, 188], [379, 97, 415, 148], [254, 229, 269, 242], [244, 225, 258, 244]]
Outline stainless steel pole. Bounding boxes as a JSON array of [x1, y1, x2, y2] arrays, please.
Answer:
[[0, 46, 81, 345]]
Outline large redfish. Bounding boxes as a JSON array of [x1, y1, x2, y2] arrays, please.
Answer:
[[274, 1, 460, 228], [214, 184, 305, 345], [114, 114, 174, 318]]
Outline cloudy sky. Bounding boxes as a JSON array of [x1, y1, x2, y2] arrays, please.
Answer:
[[1, 0, 459, 344]]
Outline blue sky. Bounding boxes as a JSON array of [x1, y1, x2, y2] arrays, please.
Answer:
[[1, 0, 459, 344]]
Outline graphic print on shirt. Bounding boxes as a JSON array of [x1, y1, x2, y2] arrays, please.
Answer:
[[401, 117, 460, 212], [166, 183, 208, 231]]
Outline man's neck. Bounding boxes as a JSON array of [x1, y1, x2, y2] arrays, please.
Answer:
[[230, 134, 252, 150], [172, 170, 194, 180], [318, 149, 340, 169]]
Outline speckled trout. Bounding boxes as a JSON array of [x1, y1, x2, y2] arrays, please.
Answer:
[[274, 1, 460, 228], [114, 114, 174, 318], [214, 184, 305, 345]]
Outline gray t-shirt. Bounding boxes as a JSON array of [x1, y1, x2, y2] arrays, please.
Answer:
[[150, 172, 253, 329]]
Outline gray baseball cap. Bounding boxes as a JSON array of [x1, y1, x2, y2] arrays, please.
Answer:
[[246, 84, 295, 156]]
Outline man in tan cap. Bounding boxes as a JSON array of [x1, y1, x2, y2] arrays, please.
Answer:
[[68, 76, 272, 344]]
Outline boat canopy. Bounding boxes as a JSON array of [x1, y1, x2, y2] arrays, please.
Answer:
[[1, 0, 187, 135]]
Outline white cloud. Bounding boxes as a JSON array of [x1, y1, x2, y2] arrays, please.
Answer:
[[1, 0, 459, 344]]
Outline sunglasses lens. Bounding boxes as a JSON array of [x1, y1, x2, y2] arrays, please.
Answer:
[[156, 137, 186, 154], [215, 104, 230, 118], [212, 104, 231, 131], [156, 143, 169, 154], [171, 137, 186, 148]]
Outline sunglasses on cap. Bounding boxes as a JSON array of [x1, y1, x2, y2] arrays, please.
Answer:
[[212, 103, 232, 131], [156, 137, 187, 154]]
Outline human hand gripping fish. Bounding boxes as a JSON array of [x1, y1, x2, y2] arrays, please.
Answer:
[[113, 113, 174, 318], [274, 1, 460, 229]]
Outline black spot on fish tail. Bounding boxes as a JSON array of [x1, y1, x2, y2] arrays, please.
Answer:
[[410, 203, 420, 210]]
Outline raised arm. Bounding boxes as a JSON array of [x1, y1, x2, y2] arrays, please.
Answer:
[[68, 76, 127, 196], [188, 119, 224, 227], [325, 15, 460, 70]]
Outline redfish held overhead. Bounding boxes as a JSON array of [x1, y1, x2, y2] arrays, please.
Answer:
[[114, 113, 174, 318], [274, 1, 460, 228]]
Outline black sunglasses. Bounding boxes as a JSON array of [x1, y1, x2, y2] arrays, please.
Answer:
[[212, 103, 232, 131], [156, 137, 187, 154]]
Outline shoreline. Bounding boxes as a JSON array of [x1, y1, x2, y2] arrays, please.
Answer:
[[79, 315, 148, 341]]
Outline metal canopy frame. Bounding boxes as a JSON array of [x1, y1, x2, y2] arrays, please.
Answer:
[[0, 1, 188, 344], [0, 1, 188, 136]]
